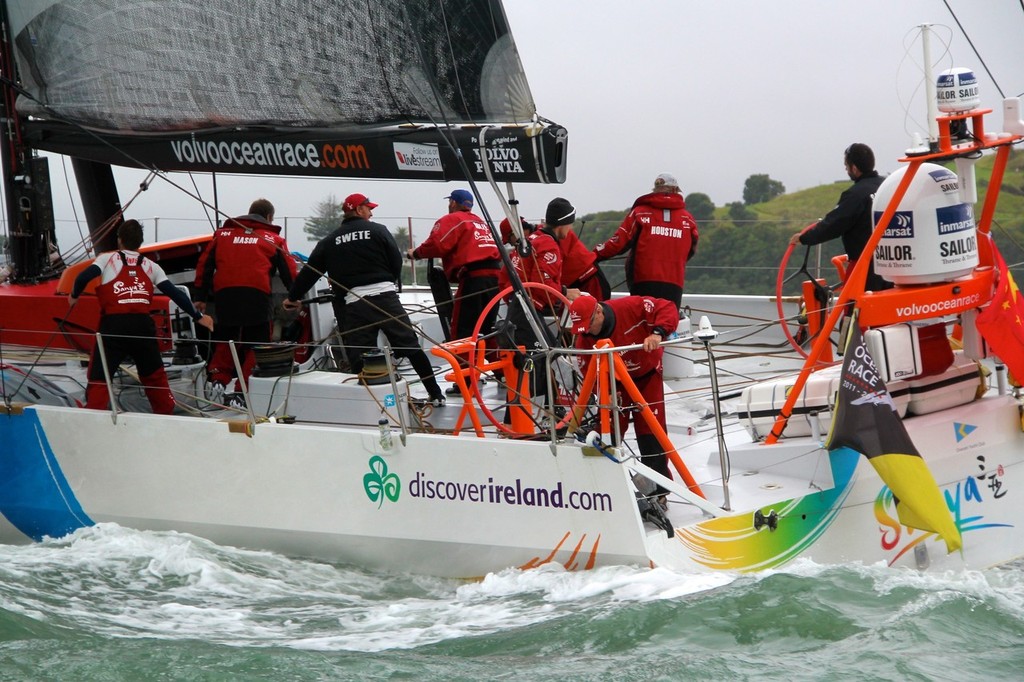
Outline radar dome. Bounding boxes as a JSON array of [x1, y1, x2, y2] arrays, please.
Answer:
[[872, 163, 978, 285], [936, 68, 980, 113]]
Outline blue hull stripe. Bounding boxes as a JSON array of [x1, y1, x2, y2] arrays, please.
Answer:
[[0, 410, 93, 540]]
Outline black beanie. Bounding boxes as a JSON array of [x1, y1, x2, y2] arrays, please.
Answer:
[[545, 197, 576, 226]]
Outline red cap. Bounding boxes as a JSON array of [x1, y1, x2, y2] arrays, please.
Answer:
[[498, 217, 536, 245], [343, 193, 378, 212], [568, 295, 598, 334]]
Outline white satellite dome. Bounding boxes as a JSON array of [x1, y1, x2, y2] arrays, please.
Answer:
[[936, 68, 980, 113], [872, 163, 978, 285]]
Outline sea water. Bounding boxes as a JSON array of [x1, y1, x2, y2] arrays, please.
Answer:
[[0, 523, 1021, 681]]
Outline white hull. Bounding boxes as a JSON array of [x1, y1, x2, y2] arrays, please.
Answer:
[[3, 406, 651, 577], [4, 362, 1022, 578]]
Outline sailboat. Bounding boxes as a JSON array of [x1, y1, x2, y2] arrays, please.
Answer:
[[1, 5, 1023, 578]]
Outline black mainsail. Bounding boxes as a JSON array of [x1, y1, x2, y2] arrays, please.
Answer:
[[0, 0, 566, 280], [6, 0, 565, 183]]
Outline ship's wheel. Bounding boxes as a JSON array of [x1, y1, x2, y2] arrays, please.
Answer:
[[466, 283, 582, 437], [776, 240, 842, 358]]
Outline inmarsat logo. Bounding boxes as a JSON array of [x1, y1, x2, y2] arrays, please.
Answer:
[[364, 456, 401, 508], [881, 212, 914, 238], [927, 168, 958, 183]]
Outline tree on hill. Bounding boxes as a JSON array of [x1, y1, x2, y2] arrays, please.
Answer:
[[743, 174, 786, 205], [567, 153, 1024, 295], [684, 219, 803, 294], [576, 209, 627, 248], [685, 192, 715, 222], [304, 195, 344, 240], [727, 201, 757, 224]]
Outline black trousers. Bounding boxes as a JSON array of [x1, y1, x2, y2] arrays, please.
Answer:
[[87, 313, 163, 381], [452, 274, 499, 339], [342, 292, 436, 384]]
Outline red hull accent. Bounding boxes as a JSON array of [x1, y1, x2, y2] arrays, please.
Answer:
[[0, 234, 207, 353]]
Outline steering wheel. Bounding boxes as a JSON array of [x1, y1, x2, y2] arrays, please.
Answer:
[[775, 237, 839, 358], [465, 283, 580, 437]]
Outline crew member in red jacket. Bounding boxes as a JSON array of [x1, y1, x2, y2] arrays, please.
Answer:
[[593, 173, 698, 309], [194, 198, 297, 405], [499, 198, 580, 418], [499, 215, 536, 248], [500, 198, 576, 315], [502, 205, 608, 300], [71, 219, 214, 413], [569, 293, 679, 499], [407, 189, 501, 341], [560, 227, 610, 301]]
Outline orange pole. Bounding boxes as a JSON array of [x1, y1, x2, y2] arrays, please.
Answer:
[[597, 352, 612, 437], [765, 160, 923, 444], [977, 144, 1010, 240], [503, 355, 535, 434], [429, 345, 485, 436], [610, 354, 705, 498], [568, 357, 599, 428]]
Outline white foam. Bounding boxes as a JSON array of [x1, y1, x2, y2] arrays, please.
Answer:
[[2, 524, 1022, 652]]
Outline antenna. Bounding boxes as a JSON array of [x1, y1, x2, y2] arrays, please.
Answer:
[[1004, 98, 1024, 136], [921, 24, 941, 149]]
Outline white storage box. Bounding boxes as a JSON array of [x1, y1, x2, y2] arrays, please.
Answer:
[[959, 308, 991, 360], [663, 316, 695, 380], [906, 351, 982, 415], [248, 371, 409, 425], [865, 323, 922, 382], [738, 366, 911, 440]]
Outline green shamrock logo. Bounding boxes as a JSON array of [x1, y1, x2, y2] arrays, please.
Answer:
[[363, 455, 401, 508]]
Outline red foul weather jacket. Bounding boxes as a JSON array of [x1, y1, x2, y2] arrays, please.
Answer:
[[194, 215, 296, 300], [499, 227, 564, 311], [593, 191, 698, 289], [559, 228, 599, 285], [574, 295, 679, 377], [413, 210, 500, 281]]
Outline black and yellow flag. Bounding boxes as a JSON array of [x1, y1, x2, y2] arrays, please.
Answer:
[[825, 323, 962, 553]]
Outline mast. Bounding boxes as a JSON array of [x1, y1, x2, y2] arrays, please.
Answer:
[[71, 158, 122, 255], [0, 1, 58, 283]]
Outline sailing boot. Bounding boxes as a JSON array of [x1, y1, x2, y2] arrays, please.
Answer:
[[424, 376, 446, 407], [635, 492, 673, 537]]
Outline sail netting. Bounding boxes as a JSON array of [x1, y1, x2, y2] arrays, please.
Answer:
[[9, 0, 534, 129], [4, 0, 565, 182]]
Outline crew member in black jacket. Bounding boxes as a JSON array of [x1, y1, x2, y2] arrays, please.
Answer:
[[789, 143, 893, 292], [283, 193, 445, 405]]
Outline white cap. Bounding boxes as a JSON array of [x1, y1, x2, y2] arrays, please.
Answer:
[[654, 172, 680, 190]]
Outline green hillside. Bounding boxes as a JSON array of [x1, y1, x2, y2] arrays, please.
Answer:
[[579, 151, 1024, 295]]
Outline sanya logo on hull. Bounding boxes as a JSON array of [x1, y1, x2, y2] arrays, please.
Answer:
[[364, 456, 400, 508], [955, 422, 977, 443]]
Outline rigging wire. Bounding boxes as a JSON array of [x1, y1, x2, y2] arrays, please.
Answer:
[[188, 172, 217, 232], [395, 4, 549, 357], [941, 0, 1005, 99], [0, 76, 243, 239], [58, 155, 89, 255]]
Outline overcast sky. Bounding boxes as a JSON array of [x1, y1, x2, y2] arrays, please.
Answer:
[[37, 0, 1024, 255]]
